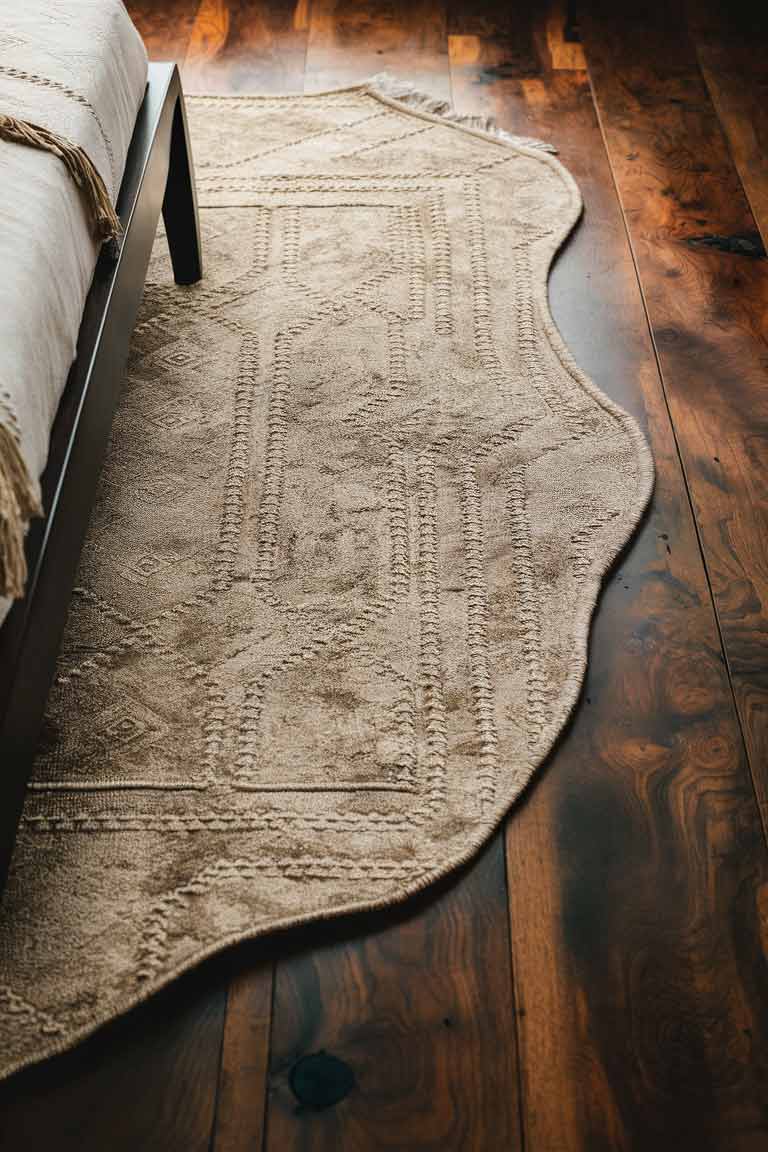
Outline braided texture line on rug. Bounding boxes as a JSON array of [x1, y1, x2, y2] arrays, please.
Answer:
[[0, 80, 654, 1078]]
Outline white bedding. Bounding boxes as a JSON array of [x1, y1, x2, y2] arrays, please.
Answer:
[[0, 0, 147, 621]]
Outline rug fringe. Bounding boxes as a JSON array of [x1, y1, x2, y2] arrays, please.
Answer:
[[0, 113, 121, 243], [0, 423, 42, 600], [366, 73, 558, 154]]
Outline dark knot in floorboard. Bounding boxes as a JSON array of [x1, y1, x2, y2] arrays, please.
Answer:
[[289, 1051, 356, 1111]]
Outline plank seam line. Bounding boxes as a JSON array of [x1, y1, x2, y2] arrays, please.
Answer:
[[207, 980, 230, 1152]]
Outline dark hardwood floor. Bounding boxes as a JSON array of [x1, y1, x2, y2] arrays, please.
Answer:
[[1, 2, 767, 1149]]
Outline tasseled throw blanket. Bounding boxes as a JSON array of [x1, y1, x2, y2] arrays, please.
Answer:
[[0, 1, 147, 607]]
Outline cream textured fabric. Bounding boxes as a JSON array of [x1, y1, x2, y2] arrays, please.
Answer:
[[0, 84, 653, 1079], [0, 0, 147, 607]]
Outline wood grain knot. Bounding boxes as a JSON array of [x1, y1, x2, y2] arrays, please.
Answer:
[[685, 231, 766, 258], [289, 1051, 355, 1110]]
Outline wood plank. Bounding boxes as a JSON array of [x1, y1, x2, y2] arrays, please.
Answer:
[[0, 972, 227, 1151], [304, 0, 450, 97], [581, 1, 768, 837], [126, 0, 202, 62], [132, 11, 291, 1148], [263, 841, 522, 1151], [450, 7, 768, 1148], [687, 0, 768, 252], [211, 957, 274, 1152], [251, 15, 522, 1148], [178, 10, 297, 1144], [183, 0, 309, 93]]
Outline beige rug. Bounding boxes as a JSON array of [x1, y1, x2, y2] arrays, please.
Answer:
[[0, 79, 653, 1078]]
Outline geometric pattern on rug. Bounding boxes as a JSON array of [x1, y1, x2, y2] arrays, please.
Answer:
[[0, 84, 653, 1079]]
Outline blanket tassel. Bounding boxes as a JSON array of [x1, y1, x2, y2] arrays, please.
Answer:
[[0, 424, 42, 601], [0, 112, 121, 243]]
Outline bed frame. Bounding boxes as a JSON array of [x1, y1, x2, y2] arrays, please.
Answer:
[[0, 62, 202, 891]]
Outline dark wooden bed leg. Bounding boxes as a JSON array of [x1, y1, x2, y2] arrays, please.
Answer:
[[162, 92, 203, 285]]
